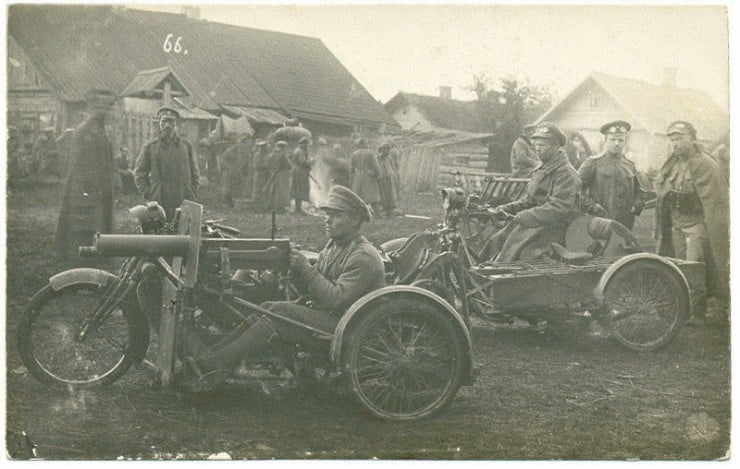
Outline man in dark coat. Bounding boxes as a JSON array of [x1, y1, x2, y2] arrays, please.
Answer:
[[264, 141, 292, 212], [350, 138, 382, 216], [377, 143, 399, 217], [181, 185, 385, 388], [290, 136, 312, 214], [134, 107, 200, 221], [579, 120, 643, 229], [53, 89, 116, 266], [510, 124, 539, 177], [481, 122, 580, 262], [654, 121, 729, 308]]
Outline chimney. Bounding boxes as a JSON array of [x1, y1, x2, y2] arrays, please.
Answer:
[[662, 67, 677, 88], [181, 6, 200, 20], [439, 86, 452, 100]]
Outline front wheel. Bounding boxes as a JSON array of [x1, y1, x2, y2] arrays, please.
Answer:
[[601, 260, 689, 352], [17, 282, 149, 388], [343, 298, 466, 421]]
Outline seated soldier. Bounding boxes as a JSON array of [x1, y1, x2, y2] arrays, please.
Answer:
[[479, 122, 580, 263], [182, 185, 385, 388]]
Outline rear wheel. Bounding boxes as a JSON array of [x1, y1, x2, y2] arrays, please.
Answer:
[[343, 298, 466, 421], [17, 282, 149, 388], [602, 260, 689, 352]]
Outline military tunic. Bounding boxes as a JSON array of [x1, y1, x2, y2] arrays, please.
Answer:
[[578, 151, 642, 229], [134, 134, 200, 221]]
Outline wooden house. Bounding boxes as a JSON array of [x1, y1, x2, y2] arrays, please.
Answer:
[[534, 70, 729, 171], [7, 4, 398, 154]]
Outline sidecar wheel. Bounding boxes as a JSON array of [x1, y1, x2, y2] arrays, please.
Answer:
[[17, 282, 149, 388], [602, 259, 689, 352], [343, 298, 465, 421]]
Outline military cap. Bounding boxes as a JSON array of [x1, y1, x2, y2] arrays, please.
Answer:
[[523, 123, 538, 132], [531, 122, 567, 146], [157, 106, 180, 120], [318, 137, 327, 145], [84, 88, 117, 106], [355, 138, 368, 147], [255, 139, 267, 147], [600, 120, 631, 136], [320, 185, 372, 222], [274, 140, 288, 149], [666, 121, 697, 138], [298, 136, 310, 144]]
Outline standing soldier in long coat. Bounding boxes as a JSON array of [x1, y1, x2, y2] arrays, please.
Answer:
[[249, 140, 269, 210], [134, 107, 200, 221], [264, 141, 292, 212], [329, 143, 351, 187], [377, 143, 399, 217], [53, 89, 117, 266], [653, 121, 729, 315], [350, 138, 382, 215], [218, 135, 246, 208], [579, 120, 643, 229], [290, 136, 312, 214]]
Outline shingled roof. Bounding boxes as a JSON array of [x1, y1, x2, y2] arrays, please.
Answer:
[[536, 72, 729, 142], [385, 92, 482, 133], [8, 5, 397, 128]]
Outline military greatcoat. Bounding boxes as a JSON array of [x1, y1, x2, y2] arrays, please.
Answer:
[[509, 135, 539, 177], [350, 149, 382, 204], [578, 151, 643, 229], [290, 146, 312, 201], [134, 133, 200, 221], [484, 148, 580, 262]]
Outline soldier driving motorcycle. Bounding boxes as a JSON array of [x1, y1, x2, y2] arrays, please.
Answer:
[[181, 185, 385, 390]]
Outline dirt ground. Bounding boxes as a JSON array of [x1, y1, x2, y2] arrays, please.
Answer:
[[4, 178, 731, 460]]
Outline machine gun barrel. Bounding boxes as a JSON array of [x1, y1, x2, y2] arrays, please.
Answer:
[[79, 233, 191, 257]]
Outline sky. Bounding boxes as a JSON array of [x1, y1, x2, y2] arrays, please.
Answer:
[[129, 2, 730, 109]]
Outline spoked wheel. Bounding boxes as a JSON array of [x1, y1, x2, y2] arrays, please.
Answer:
[[343, 298, 467, 421], [17, 282, 149, 388], [601, 260, 690, 352]]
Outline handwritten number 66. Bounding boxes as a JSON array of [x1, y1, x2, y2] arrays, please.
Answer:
[[163, 34, 183, 54]]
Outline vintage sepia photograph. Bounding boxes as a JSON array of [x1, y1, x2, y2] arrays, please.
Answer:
[[3, 1, 733, 461]]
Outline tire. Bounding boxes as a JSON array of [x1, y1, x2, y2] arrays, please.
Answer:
[[602, 260, 690, 352], [342, 298, 466, 421], [17, 282, 149, 388]]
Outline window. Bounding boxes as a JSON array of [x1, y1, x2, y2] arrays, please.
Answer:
[[589, 90, 600, 107]]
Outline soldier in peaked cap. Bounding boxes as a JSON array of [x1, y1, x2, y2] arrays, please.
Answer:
[[479, 121, 580, 263], [350, 137, 382, 215], [53, 88, 117, 266], [510, 123, 539, 177], [654, 120, 729, 314], [134, 105, 199, 221], [180, 185, 384, 389], [578, 120, 643, 229]]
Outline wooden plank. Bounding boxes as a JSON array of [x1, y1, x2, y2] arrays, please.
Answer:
[[157, 278, 178, 388]]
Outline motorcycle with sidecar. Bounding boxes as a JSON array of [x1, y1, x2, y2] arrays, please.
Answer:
[[17, 201, 475, 421]]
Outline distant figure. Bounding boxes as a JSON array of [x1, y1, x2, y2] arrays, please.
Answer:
[[290, 136, 312, 214], [264, 140, 292, 212], [563, 131, 593, 170], [53, 89, 116, 266], [510, 124, 539, 177], [388, 142, 402, 192], [134, 107, 200, 221], [377, 143, 399, 217], [329, 143, 350, 187], [113, 146, 137, 196], [654, 121, 729, 306], [579, 121, 643, 229], [32, 126, 61, 177], [249, 140, 270, 210], [350, 138, 382, 215], [218, 135, 247, 208]]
